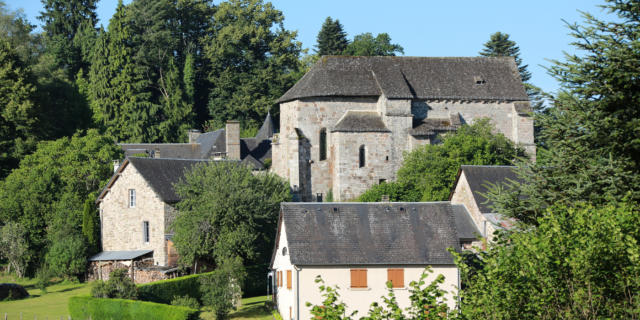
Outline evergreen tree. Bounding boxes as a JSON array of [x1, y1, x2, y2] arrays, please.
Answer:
[[81, 198, 99, 254], [480, 32, 531, 82], [206, 0, 302, 129], [343, 32, 404, 56], [315, 17, 348, 56], [38, 0, 98, 79]]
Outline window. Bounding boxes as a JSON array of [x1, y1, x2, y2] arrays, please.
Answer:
[[143, 221, 150, 243], [359, 145, 366, 168], [387, 269, 404, 288], [350, 269, 367, 288], [379, 179, 387, 184], [287, 270, 292, 289], [129, 189, 136, 208], [319, 128, 327, 161]]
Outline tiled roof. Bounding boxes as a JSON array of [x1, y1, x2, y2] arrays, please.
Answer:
[[278, 56, 529, 103], [331, 111, 390, 133]]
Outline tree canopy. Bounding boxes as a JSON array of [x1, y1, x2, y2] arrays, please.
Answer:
[[343, 32, 404, 56], [315, 17, 349, 56]]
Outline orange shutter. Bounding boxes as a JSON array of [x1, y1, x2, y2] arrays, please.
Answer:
[[350, 269, 367, 288], [387, 269, 404, 288], [279, 271, 283, 287], [287, 270, 292, 289]]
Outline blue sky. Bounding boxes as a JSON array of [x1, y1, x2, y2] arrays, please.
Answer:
[[11, 0, 611, 94]]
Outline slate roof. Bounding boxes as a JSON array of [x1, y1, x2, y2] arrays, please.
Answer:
[[455, 165, 520, 213], [331, 111, 390, 133], [410, 113, 462, 136], [278, 56, 529, 103], [452, 204, 480, 241], [277, 202, 464, 266], [255, 112, 275, 140], [121, 143, 203, 159], [89, 250, 153, 261]]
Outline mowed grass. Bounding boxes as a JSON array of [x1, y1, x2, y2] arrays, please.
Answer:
[[0, 274, 91, 319], [200, 295, 273, 320]]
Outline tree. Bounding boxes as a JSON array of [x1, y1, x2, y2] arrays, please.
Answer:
[[0, 222, 29, 277], [359, 120, 522, 202], [0, 130, 121, 274], [456, 202, 640, 319], [199, 257, 246, 320], [45, 232, 87, 279], [205, 0, 302, 129], [0, 38, 37, 178], [479, 32, 531, 82], [82, 198, 99, 254], [0, 2, 41, 65], [38, 0, 98, 79], [315, 17, 349, 56], [172, 161, 290, 269], [344, 32, 404, 56], [91, 269, 138, 299]]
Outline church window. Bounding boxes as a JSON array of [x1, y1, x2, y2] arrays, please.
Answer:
[[319, 128, 327, 161], [359, 145, 366, 168], [143, 221, 150, 243], [129, 189, 136, 208]]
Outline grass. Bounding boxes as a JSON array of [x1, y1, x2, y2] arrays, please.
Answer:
[[200, 295, 273, 320], [0, 274, 91, 319]]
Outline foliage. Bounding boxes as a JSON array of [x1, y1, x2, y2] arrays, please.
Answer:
[[0, 129, 121, 275], [0, 1, 40, 65], [315, 17, 349, 55], [199, 257, 246, 320], [344, 32, 404, 56], [205, 0, 303, 129], [0, 222, 29, 278], [35, 267, 50, 294], [243, 263, 269, 297], [456, 202, 640, 319], [479, 32, 531, 82], [138, 271, 214, 304], [69, 295, 200, 320], [172, 161, 290, 267], [307, 276, 357, 320], [91, 269, 138, 300], [82, 198, 100, 254], [171, 295, 200, 309], [44, 231, 86, 279], [359, 120, 522, 202]]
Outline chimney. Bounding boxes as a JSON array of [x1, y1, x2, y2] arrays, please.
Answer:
[[113, 160, 120, 173], [188, 129, 201, 144], [225, 120, 240, 160], [154, 148, 161, 158]]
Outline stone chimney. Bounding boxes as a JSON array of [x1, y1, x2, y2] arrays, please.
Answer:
[[188, 129, 201, 144], [154, 148, 161, 158], [225, 121, 240, 160], [113, 160, 120, 173]]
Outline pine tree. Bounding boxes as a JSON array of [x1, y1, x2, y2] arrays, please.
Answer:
[[315, 17, 349, 56], [479, 32, 531, 82], [38, 0, 98, 79]]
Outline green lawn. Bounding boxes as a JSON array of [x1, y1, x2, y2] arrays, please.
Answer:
[[0, 275, 91, 319], [200, 295, 273, 320]]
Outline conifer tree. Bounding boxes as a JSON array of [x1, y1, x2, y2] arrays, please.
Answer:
[[480, 32, 531, 82], [315, 17, 349, 56], [81, 198, 99, 254]]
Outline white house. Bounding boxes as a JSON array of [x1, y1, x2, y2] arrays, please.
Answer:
[[270, 202, 478, 320]]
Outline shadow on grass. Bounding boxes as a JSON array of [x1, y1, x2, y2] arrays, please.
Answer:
[[230, 304, 270, 319]]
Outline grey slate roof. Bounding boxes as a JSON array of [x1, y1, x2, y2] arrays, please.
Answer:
[[278, 202, 462, 266], [89, 250, 153, 261], [458, 165, 520, 213], [278, 56, 529, 103], [128, 157, 210, 203], [255, 112, 275, 140], [121, 144, 203, 159], [332, 111, 390, 133], [410, 113, 462, 136], [452, 204, 480, 241]]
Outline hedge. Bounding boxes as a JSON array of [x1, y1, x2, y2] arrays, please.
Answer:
[[138, 272, 214, 304], [68, 296, 199, 320]]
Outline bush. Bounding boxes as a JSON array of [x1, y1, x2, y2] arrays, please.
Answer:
[[138, 271, 214, 304], [91, 269, 138, 299], [200, 257, 246, 320], [69, 296, 199, 320], [243, 263, 269, 297], [171, 295, 200, 309]]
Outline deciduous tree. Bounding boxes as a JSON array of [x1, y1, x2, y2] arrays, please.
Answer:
[[344, 32, 404, 56]]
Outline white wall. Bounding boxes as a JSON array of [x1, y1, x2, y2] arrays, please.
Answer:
[[272, 221, 296, 320]]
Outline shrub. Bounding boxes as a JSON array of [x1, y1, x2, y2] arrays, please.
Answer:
[[91, 269, 138, 299], [69, 296, 199, 320], [171, 295, 200, 309], [138, 271, 214, 304], [200, 257, 246, 320]]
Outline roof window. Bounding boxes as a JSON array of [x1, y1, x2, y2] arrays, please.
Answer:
[[474, 76, 486, 85]]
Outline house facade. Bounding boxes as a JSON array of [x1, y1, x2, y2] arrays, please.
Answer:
[[449, 165, 520, 241], [271, 202, 478, 319], [272, 56, 534, 201]]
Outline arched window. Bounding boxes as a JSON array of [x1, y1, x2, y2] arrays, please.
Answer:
[[359, 145, 366, 168], [319, 128, 327, 161]]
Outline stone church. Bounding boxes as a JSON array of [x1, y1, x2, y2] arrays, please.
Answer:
[[271, 56, 534, 201]]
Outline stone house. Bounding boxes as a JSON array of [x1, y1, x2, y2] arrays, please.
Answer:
[[271, 56, 534, 201], [449, 165, 521, 242], [270, 202, 479, 320]]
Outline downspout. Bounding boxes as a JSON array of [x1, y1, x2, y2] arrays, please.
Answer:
[[295, 265, 301, 320]]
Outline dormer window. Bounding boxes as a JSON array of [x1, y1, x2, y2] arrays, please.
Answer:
[[129, 189, 136, 208], [474, 76, 486, 85]]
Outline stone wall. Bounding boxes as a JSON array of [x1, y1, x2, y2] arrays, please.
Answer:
[[99, 163, 170, 266]]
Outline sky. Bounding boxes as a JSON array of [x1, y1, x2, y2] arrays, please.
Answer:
[[10, 0, 613, 95]]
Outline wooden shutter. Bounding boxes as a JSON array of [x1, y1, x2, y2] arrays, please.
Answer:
[[387, 269, 404, 288], [350, 269, 367, 288], [287, 270, 292, 289]]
